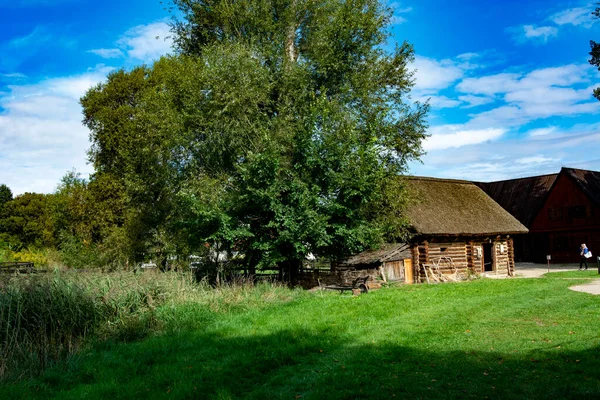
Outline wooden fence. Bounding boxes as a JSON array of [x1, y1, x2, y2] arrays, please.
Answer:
[[0, 262, 34, 274]]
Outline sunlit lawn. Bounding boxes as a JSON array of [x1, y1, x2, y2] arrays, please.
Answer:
[[3, 272, 600, 399]]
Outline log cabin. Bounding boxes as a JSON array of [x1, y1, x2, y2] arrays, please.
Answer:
[[339, 177, 529, 283]]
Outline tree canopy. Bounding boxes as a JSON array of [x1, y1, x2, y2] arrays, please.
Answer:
[[0, 184, 12, 208], [80, 0, 428, 275]]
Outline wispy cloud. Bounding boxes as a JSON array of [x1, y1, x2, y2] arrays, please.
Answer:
[[87, 48, 125, 59], [389, 2, 412, 25], [8, 26, 52, 48], [508, 24, 558, 44], [0, 0, 75, 7], [507, 4, 597, 45], [0, 25, 76, 71], [527, 126, 558, 137], [551, 6, 595, 28]]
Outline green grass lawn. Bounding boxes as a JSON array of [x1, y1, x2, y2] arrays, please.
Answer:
[[3, 274, 600, 399]]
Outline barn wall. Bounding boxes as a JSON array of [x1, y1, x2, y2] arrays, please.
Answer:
[[529, 173, 600, 263]]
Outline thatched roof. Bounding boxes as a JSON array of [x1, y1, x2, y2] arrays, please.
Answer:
[[476, 173, 557, 227], [406, 177, 528, 236], [340, 243, 411, 267]]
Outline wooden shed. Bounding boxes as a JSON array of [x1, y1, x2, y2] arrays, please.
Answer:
[[405, 177, 529, 281], [336, 243, 413, 283]]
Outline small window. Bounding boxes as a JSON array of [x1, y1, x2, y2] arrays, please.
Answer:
[[568, 205, 587, 219], [548, 207, 563, 221], [440, 247, 448, 252]]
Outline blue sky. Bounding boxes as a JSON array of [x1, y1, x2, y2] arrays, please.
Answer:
[[1, 0, 599, 194]]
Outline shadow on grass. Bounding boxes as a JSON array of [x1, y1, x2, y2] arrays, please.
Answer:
[[5, 326, 600, 399]]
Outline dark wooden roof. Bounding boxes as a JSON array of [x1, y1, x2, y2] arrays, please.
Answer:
[[477, 167, 600, 228], [476, 173, 557, 227], [340, 243, 411, 267], [563, 168, 600, 207], [406, 177, 529, 236]]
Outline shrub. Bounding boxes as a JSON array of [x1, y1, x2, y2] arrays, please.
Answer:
[[58, 233, 101, 269]]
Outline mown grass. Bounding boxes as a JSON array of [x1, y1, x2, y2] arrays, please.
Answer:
[[2, 274, 600, 399]]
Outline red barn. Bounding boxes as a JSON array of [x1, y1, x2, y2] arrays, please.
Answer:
[[479, 167, 600, 263]]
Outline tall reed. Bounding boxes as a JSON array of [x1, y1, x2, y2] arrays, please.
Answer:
[[0, 271, 297, 381]]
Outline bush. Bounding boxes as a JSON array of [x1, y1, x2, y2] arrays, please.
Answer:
[[58, 233, 101, 269], [0, 247, 54, 269]]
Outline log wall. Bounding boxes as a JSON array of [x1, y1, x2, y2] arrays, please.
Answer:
[[412, 235, 514, 282]]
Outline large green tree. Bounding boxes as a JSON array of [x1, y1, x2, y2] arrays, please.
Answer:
[[0, 184, 12, 209], [82, 0, 428, 277]]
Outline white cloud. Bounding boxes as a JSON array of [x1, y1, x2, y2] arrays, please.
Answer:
[[411, 124, 600, 182], [412, 56, 466, 92], [88, 21, 173, 63], [457, 73, 522, 96], [0, 66, 113, 195], [551, 6, 595, 28], [523, 25, 558, 40], [423, 126, 506, 151], [456, 64, 599, 127], [87, 48, 124, 59], [117, 22, 173, 62]]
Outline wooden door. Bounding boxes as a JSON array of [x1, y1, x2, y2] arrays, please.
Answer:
[[404, 259, 413, 284], [384, 261, 404, 281]]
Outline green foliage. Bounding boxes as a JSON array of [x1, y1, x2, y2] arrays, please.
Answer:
[[0, 184, 12, 208], [0, 193, 57, 248], [0, 248, 51, 268], [57, 233, 102, 269], [81, 0, 428, 274]]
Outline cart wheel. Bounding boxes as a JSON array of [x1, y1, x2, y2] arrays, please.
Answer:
[[358, 284, 369, 293]]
